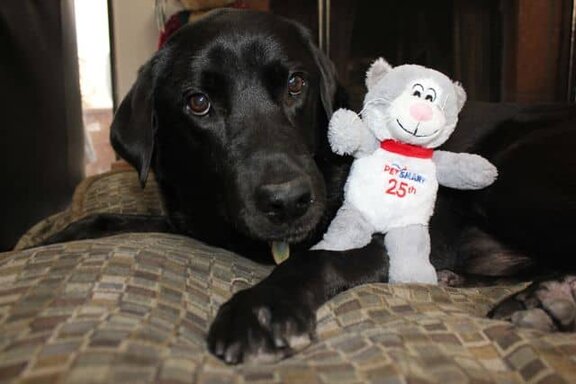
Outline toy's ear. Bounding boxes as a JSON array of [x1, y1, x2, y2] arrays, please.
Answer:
[[365, 58, 393, 91], [453, 81, 467, 112]]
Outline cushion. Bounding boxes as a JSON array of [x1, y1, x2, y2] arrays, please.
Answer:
[[2, 171, 575, 383]]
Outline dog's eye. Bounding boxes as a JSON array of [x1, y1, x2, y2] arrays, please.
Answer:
[[187, 93, 211, 116], [412, 90, 422, 98], [288, 73, 305, 96], [425, 94, 434, 102]]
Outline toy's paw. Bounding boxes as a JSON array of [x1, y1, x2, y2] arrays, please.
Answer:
[[389, 262, 438, 285], [489, 275, 576, 332], [207, 287, 316, 364], [463, 154, 498, 189], [328, 108, 363, 155]]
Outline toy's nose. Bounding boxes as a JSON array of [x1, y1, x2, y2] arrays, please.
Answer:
[[409, 102, 433, 122]]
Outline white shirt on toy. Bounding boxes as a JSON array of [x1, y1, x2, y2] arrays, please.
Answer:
[[346, 140, 438, 232]]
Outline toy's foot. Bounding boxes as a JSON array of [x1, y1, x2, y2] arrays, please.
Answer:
[[389, 262, 438, 285], [489, 275, 576, 332]]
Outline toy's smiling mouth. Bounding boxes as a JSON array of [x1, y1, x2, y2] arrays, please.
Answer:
[[396, 119, 438, 138]]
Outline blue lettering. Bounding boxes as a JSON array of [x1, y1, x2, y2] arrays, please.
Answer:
[[398, 170, 426, 184]]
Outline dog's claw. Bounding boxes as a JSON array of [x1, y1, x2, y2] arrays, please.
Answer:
[[224, 342, 242, 364], [489, 275, 576, 332], [256, 306, 272, 328], [207, 287, 315, 364], [271, 323, 288, 348], [214, 340, 226, 356]]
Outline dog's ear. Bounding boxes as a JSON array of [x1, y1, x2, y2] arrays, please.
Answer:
[[311, 46, 338, 118], [110, 59, 159, 187], [294, 24, 339, 118]]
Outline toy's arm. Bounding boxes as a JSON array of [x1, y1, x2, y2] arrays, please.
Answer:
[[433, 150, 498, 189], [328, 109, 379, 158]]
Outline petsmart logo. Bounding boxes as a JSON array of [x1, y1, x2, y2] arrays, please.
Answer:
[[384, 163, 426, 184]]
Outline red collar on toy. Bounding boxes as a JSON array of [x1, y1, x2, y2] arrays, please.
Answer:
[[380, 140, 434, 159]]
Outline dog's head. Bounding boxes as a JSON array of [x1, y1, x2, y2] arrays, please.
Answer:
[[110, 10, 346, 246]]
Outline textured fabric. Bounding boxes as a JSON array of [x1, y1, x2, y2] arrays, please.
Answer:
[[6, 170, 576, 383], [14, 170, 165, 251], [1, 233, 576, 383]]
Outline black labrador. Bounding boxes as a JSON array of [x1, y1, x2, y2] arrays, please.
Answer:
[[46, 10, 576, 363]]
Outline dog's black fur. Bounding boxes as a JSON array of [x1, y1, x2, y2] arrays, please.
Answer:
[[46, 10, 576, 363]]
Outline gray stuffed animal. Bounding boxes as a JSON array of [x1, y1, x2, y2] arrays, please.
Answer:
[[312, 58, 498, 284]]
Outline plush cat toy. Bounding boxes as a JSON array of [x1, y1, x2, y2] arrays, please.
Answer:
[[312, 58, 498, 284]]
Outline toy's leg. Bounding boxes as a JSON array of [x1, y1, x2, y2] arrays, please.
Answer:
[[385, 225, 438, 284], [311, 203, 374, 251]]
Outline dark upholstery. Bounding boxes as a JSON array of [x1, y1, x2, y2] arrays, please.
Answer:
[[0, 0, 84, 250]]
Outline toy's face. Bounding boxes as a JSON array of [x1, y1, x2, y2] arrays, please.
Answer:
[[386, 79, 448, 146], [361, 64, 464, 149], [367, 78, 450, 147]]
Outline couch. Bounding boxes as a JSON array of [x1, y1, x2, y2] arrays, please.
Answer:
[[1, 170, 575, 383]]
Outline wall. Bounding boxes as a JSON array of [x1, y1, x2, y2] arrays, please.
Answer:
[[501, 0, 573, 102], [110, 0, 159, 105], [109, 1, 270, 105]]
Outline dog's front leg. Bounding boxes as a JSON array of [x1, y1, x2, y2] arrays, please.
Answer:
[[207, 240, 388, 364]]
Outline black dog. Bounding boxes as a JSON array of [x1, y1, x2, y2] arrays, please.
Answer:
[[46, 10, 576, 363]]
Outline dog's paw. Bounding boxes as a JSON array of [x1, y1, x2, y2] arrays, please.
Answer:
[[437, 269, 466, 287], [489, 275, 576, 332], [207, 287, 316, 364]]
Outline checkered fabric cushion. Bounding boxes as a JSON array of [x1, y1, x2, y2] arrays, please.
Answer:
[[3, 171, 575, 383], [1, 234, 576, 383]]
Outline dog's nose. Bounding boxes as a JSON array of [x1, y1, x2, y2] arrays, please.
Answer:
[[255, 177, 312, 222]]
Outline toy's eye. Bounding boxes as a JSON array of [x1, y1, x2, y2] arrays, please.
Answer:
[[411, 83, 424, 98], [288, 73, 306, 96], [425, 89, 437, 102], [187, 93, 211, 116]]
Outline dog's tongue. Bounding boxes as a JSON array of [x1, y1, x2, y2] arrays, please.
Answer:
[[271, 241, 290, 264]]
